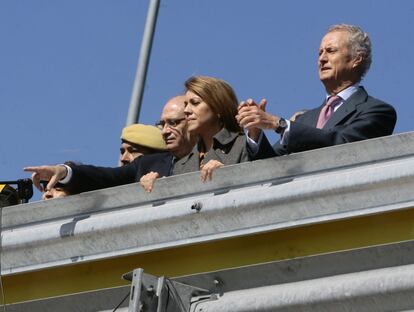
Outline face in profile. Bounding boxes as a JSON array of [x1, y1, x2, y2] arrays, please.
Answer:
[[318, 30, 359, 86], [184, 91, 220, 136], [119, 142, 153, 166], [158, 102, 188, 154], [42, 187, 70, 200]]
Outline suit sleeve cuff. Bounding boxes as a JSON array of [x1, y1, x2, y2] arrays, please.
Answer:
[[280, 120, 291, 145], [246, 130, 264, 156], [59, 164, 73, 184]]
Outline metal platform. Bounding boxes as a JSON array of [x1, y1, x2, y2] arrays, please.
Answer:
[[2, 132, 414, 310]]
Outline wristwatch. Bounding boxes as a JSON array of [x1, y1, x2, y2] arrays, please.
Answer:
[[275, 118, 288, 134]]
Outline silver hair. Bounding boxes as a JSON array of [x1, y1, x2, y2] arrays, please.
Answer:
[[328, 24, 372, 79]]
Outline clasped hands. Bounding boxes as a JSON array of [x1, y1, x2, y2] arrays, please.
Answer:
[[236, 98, 280, 142]]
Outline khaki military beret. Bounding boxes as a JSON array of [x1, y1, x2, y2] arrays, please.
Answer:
[[121, 124, 167, 151]]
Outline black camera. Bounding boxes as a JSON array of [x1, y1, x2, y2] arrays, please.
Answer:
[[0, 179, 33, 207]]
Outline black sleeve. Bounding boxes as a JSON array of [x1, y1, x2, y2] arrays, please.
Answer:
[[249, 133, 277, 160], [65, 159, 139, 194]]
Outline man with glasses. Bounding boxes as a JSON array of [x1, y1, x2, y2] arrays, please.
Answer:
[[24, 96, 196, 195]]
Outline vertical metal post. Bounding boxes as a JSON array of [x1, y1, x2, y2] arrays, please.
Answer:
[[129, 269, 144, 312], [0, 212, 4, 312], [126, 0, 161, 125]]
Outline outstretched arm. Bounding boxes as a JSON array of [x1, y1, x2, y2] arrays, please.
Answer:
[[24, 160, 138, 195], [24, 165, 68, 192]]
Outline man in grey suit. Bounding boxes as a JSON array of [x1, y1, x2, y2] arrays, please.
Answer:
[[236, 24, 397, 156]]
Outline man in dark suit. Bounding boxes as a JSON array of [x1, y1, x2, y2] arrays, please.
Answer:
[[24, 95, 196, 194], [236, 24, 397, 156]]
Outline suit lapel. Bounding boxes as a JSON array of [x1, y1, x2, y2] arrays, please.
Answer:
[[310, 105, 324, 127], [297, 106, 322, 127], [324, 87, 368, 129]]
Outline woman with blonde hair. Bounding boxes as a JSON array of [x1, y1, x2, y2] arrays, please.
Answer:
[[140, 75, 250, 191], [176, 76, 249, 177]]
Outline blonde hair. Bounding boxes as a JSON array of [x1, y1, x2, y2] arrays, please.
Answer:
[[185, 76, 241, 133]]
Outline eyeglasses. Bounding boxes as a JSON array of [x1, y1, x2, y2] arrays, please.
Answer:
[[155, 118, 186, 130]]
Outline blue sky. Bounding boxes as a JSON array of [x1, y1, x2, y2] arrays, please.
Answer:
[[1, 0, 413, 201]]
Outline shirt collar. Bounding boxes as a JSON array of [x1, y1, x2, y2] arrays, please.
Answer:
[[179, 128, 241, 165], [326, 83, 360, 101], [212, 127, 240, 146]]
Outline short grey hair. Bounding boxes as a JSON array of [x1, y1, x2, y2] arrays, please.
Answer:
[[328, 24, 372, 79]]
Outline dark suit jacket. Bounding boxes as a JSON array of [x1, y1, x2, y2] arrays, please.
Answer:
[[66, 152, 174, 194], [270, 87, 397, 156]]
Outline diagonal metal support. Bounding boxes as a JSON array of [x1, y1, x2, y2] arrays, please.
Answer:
[[124, 269, 211, 312]]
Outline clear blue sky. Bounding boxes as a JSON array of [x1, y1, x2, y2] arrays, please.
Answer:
[[1, 0, 413, 201]]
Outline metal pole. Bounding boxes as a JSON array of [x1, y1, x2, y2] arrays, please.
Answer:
[[126, 0, 160, 125]]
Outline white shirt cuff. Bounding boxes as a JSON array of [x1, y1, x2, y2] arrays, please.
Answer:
[[59, 164, 73, 184], [280, 120, 291, 145], [246, 130, 264, 156]]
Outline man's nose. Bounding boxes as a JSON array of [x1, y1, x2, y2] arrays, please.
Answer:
[[43, 191, 52, 200], [161, 125, 171, 135], [319, 51, 327, 63], [120, 152, 130, 163]]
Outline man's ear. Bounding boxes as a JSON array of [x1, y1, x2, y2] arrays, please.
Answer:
[[352, 53, 364, 68]]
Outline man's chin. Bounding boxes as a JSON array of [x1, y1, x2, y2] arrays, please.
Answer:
[[166, 142, 177, 150], [319, 74, 334, 84], [319, 72, 329, 79]]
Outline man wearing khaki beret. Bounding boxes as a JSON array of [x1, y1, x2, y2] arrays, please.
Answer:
[[120, 124, 167, 166]]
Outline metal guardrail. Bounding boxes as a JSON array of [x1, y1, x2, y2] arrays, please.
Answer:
[[2, 132, 414, 310], [123, 240, 414, 311], [1, 133, 414, 272]]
